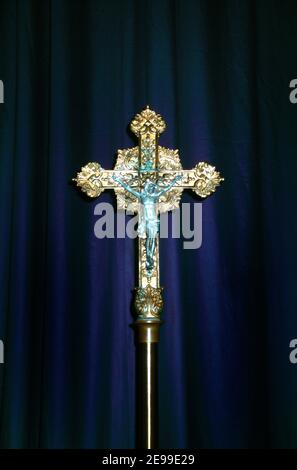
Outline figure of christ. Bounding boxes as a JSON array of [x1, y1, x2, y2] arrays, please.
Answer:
[[113, 175, 182, 272]]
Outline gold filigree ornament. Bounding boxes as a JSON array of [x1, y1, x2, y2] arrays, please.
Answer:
[[135, 286, 163, 319], [193, 162, 224, 198], [73, 162, 104, 198], [130, 106, 166, 136]]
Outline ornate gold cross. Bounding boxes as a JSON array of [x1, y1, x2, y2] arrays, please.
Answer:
[[74, 106, 223, 320], [73, 106, 223, 448]]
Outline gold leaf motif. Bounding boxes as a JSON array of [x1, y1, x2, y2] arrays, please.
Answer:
[[74, 162, 105, 198], [192, 162, 224, 198], [113, 145, 184, 213], [135, 286, 163, 319], [157, 147, 183, 213], [113, 147, 140, 212], [130, 106, 166, 136]]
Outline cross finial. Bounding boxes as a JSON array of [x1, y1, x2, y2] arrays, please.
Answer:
[[130, 106, 166, 136]]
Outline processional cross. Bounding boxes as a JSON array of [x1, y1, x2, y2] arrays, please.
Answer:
[[73, 107, 223, 448]]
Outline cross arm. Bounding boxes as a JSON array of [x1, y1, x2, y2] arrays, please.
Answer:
[[156, 174, 182, 197], [73, 162, 139, 198], [157, 161, 224, 199]]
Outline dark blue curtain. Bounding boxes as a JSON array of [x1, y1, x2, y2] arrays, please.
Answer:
[[0, 0, 297, 449]]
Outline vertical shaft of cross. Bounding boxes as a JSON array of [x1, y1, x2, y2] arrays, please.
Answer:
[[132, 105, 164, 290], [131, 107, 165, 448]]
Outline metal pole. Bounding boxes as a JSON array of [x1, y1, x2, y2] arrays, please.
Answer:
[[134, 320, 161, 449]]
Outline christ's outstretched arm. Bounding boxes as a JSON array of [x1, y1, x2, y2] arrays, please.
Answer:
[[156, 175, 182, 197], [112, 175, 141, 198]]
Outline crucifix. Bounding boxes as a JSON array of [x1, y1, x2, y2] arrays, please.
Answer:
[[73, 106, 223, 449]]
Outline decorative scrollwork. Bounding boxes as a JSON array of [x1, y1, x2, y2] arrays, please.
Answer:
[[130, 106, 166, 136], [192, 162, 224, 198], [135, 285, 163, 319], [157, 147, 183, 212], [113, 145, 184, 213], [73, 162, 105, 198], [113, 147, 140, 212]]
